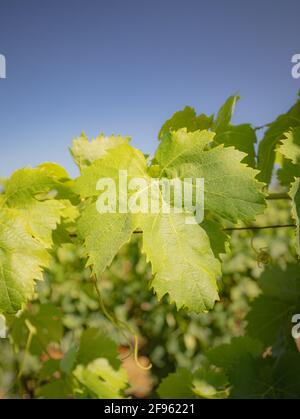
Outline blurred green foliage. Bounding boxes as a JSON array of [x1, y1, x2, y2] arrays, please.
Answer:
[[1, 93, 300, 399], [1, 196, 298, 399]]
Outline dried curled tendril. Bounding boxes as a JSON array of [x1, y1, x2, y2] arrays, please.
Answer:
[[251, 237, 271, 268], [91, 275, 152, 371]]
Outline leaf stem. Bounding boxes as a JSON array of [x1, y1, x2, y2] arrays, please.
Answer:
[[17, 320, 36, 381]]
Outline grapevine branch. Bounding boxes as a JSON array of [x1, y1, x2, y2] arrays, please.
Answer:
[[133, 224, 296, 234], [222, 224, 296, 232], [71, 222, 296, 238], [70, 193, 293, 239]]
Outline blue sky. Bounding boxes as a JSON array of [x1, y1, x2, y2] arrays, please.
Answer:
[[0, 0, 300, 177]]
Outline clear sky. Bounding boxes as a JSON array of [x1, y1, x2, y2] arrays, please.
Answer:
[[0, 0, 300, 177]]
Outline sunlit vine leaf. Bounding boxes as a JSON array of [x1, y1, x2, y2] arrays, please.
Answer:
[[155, 129, 265, 223], [74, 358, 128, 399], [159, 106, 213, 139], [75, 140, 223, 312], [70, 133, 129, 170], [212, 95, 257, 167], [290, 178, 300, 256], [0, 166, 76, 313], [0, 210, 51, 313], [141, 210, 221, 312], [257, 92, 300, 184], [278, 127, 300, 165], [157, 367, 229, 399]]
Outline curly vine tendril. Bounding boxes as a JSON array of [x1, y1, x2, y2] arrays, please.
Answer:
[[91, 274, 152, 371]]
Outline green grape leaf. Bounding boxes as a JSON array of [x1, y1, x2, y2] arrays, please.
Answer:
[[205, 339, 293, 398], [155, 128, 214, 169], [0, 209, 51, 314], [157, 367, 229, 399], [211, 96, 256, 167], [39, 359, 61, 381], [60, 345, 78, 374], [74, 358, 127, 399], [212, 95, 240, 133], [257, 93, 300, 184], [277, 158, 300, 187], [16, 200, 64, 247], [278, 127, 300, 165], [75, 143, 147, 199], [76, 141, 222, 312], [29, 304, 64, 354], [201, 219, 229, 258], [78, 205, 136, 276], [1, 166, 76, 246], [273, 352, 300, 399], [159, 106, 213, 139], [75, 143, 146, 275], [258, 264, 300, 302], [192, 368, 229, 399], [229, 356, 273, 399], [205, 330, 300, 398], [290, 178, 300, 256], [159, 96, 256, 167], [37, 380, 73, 399], [70, 133, 129, 170], [0, 166, 77, 313], [246, 297, 293, 347], [207, 336, 263, 372], [214, 124, 257, 167], [230, 353, 300, 399], [157, 368, 195, 399], [3, 165, 74, 204], [38, 162, 70, 180], [10, 304, 64, 355], [77, 328, 120, 370], [141, 210, 221, 312], [155, 129, 265, 223], [246, 264, 300, 347]]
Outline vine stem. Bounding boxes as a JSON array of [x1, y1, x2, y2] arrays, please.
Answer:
[[223, 224, 296, 232], [133, 224, 296, 234], [70, 192, 292, 239], [17, 320, 36, 380]]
